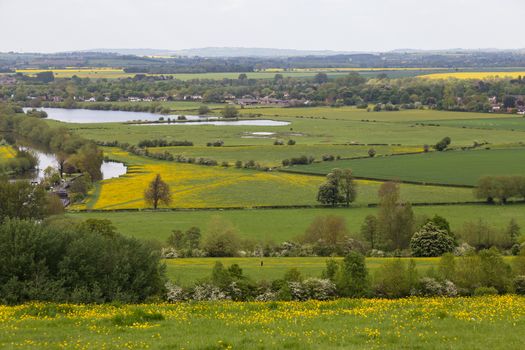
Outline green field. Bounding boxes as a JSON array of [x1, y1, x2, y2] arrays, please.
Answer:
[[67, 203, 524, 243], [285, 148, 525, 186], [2, 296, 524, 349], [423, 117, 525, 131], [165, 257, 443, 286]]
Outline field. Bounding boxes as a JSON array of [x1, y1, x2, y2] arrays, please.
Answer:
[[422, 117, 525, 131], [1, 296, 525, 349], [420, 71, 525, 80], [285, 148, 525, 186], [164, 257, 443, 285], [66, 203, 525, 243], [0, 145, 16, 163], [76, 148, 477, 210]]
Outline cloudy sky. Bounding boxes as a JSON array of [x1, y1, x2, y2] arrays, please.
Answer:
[[1, 0, 524, 53]]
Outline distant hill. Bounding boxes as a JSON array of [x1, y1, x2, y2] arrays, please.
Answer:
[[84, 47, 356, 57]]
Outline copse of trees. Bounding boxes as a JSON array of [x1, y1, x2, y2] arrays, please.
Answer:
[[434, 136, 451, 151], [475, 175, 525, 203], [137, 139, 193, 148], [0, 218, 166, 304], [317, 168, 357, 207]]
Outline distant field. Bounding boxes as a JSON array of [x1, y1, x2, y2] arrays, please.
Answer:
[[285, 148, 525, 186], [420, 71, 525, 80], [67, 204, 525, 243], [16, 67, 132, 79], [422, 117, 525, 131], [3, 296, 525, 349], [57, 114, 525, 147], [148, 144, 424, 167]]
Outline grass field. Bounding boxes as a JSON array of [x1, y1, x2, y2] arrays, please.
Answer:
[[67, 203, 525, 243], [2, 296, 525, 349], [147, 144, 423, 167], [164, 257, 443, 285], [420, 71, 525, 80], [285, 148, 525, 186], [422, 117, 525, 131], [60, 114, 525, 148]]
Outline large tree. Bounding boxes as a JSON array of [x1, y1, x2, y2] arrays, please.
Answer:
[[144, 174, 171, 209]]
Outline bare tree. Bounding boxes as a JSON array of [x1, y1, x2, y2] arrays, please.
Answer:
[[144, 174, 171, 209]]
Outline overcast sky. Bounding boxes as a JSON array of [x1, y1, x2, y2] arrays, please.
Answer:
[[1, 0, 524, 53]]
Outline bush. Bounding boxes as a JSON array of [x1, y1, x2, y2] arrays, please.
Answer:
[[410, 222, 455, 257], [513, 276, 525, 295], [415, 277, 458, 297], [201, 218, 241, 257], [473, 286, 499, 296]]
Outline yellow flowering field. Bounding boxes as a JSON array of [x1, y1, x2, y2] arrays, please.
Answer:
[[1, 296, 525, 349], [0, 145, 16, 161], [419, 71, 525, 80]]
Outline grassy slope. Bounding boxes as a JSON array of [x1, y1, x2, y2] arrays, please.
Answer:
[[285, 148, 525, 186], [67, 204, 525, 243], [2, 296, 525, 349]]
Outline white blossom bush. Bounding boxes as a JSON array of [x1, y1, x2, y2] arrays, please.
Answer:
[[192, 283, 230, 301], [303, 278, 337, 300], [165, 282, 186, 302]]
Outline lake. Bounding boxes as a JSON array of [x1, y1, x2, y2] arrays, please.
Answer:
[[23, 108, 289, 126]]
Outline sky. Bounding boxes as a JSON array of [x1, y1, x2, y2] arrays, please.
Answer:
[[1, 0, 524, 53]]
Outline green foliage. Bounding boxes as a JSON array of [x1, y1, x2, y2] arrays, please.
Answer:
[[301, 216, 348, 256], [112, 309, 165, 326], [0, 180, 48, 221], [202, 217, 241, 257], [0, 218, 166, 304], [334, 252, 369, 297], [410, 222, 455, 257], [373, 259, 418, 298]]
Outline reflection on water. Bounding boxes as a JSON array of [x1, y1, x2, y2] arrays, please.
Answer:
[[19, 147, 126, 181], [23, 107, 203, 124]]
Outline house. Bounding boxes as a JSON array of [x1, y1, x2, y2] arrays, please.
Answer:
[[0, 75, 16, 86]]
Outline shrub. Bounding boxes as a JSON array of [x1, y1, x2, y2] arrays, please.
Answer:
[[473, 286, 499, 296], [513, 276, 525, 295], [368, 148, 376, 157], [287, 139, 296, 145], [410, 222, 455, 257], [416, 277, 458, 297]]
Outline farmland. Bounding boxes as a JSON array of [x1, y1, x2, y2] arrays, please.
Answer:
[[285, 148, 525, 186], [1, 296, 525, 349], [0, 145, 16, 163], [420, 71, 525, 80]]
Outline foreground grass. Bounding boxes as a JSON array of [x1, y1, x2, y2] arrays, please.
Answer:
[[1, 296, 525, 349], [67, 204, 525, 243]]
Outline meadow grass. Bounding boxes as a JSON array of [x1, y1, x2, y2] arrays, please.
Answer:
[[422, 117, 525, 131], [285, 148, 525, 186], [164, 257, 443, 285], [66, 203, 525, 243], [2, 296, 525, 349]]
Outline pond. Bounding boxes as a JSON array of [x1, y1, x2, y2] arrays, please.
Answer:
[[21, 147, 127, 181], [23, 107, 203, 123], [22, 108, 290, 126]]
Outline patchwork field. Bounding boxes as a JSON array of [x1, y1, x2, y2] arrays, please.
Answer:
[[78, 148, 477, 210], [2, 296, 525, 349], [285, 148, 525, 186]]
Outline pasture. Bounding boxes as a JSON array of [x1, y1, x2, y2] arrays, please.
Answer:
[[2, 296, 525, 349], [67, 203, 525, 243], [285, 148, 525, 186]]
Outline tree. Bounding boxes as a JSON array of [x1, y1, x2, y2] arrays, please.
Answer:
[[377, 182, 414, 251], [410, 222, 455, 257], [301, 216, 348, 255], [0, 180, 48, 222], [331, 169, 357, 207], [202, 217, 241, 257], [221, 105, 239, 118], [505, 219, 521, 246], [198, 105, 211, 115], [144, 174, 171, 209], [314, 72, 329, 84], [238, 73, 248, 80], [361, 215, 379, 249], [335, 252, 369, 297], [316, 180, 341, 207], [434, 136, 451, 151]]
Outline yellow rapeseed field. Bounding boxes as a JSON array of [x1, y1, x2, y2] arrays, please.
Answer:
[[0, 145, 16, 161], [419, 71, 525, 80]]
